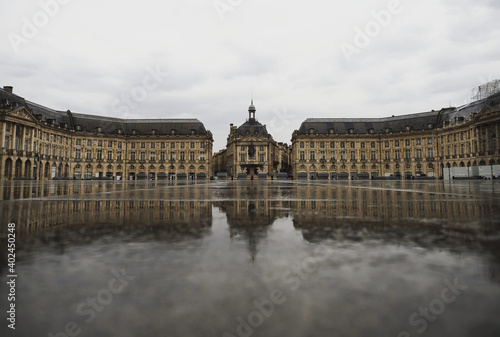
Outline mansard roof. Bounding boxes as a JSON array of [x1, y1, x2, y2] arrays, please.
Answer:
[[297, 93, 500, 135], [0, 87, 209, 136]]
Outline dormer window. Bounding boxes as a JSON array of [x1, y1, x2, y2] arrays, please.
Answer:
[[96, 127, 102, 133], [405, 125, 411, 131], [309, 128, 315, 135], [151, 129, 158, 135], [427, 123, 434, 129], [75, 125, 81, 131], [170, 129, 176, 135], [385, 127, 391, 133], [367, 128, 374, 134], [132, 129, 138, 135], [349, 128, 355, 134], [116, 128, 123, 134], [328, 128, 334, 134]]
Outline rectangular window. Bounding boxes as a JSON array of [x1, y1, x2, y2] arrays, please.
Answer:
[[98, 140, 102, 147], [151, 142, 155, 149], [320, 151, 326, 159], [180, 151, 185, 161], [140, 151, 146, 161], [300, 142, 304, 148], [395, 140, 399, 147], [360, 142, 365, 148], [241, 154, 246, 162], [405, 149, 411, 159], [190, 151, 195, 161], [97, 149, 102, 160], [151, 152, 156, 161], [5, 123, 10, 132], [170, 152, 175, 160], [405, 140, 410, 146], [76, 139, 81, 146], [107, 151, 112, 160], [360, 151, 366, 160], [385, 151, 390, 160], [350, 151, 356, 160], [416, 149, 422, 159], [241, 146, 245, 151], [200, 142, 205, 149], [320, 142, 325, 148], [131, 151, 136, 160], [385, 141, 389, 148], [75, 149, 81, 159], [160, 151, 165, 161], [350, 142, 355, 148], [131, 143, 135, 149], [427, 138, 433, 145], [310, 151, 315, 160], [87, 140, 92, 147], [370, 151, 376, 160], [395, 150, 400, 160], [200, 152, 205, 161], [340, 151, 346, 160], [416, 139, 421, 145], [330, 151, 335, 160], [170, 142, 175, 149], [180, 142, 185, 149], [259, 154, 264, 162], [340, 142, 345, 148], [310, 142, 315, 148], [190, 142, 195, 149], [117, 151, 122, 160], [330, 142, 335, 148], [141, 142, 145, 148], [300, 151, 305, 160], [427, 148, 433, 158], [260, 146, 264, 151], [86, 150, 92, 159], [108, 141, 112, 147]]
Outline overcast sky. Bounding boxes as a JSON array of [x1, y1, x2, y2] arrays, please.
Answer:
[[1, 0, 499, 151]]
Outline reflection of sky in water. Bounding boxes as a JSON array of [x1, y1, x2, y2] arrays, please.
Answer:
[[0, 180, 499, 337]]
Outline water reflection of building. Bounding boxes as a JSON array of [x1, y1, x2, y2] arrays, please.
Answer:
[[213, 182, 291, 260], [0, 181, 212, 238]]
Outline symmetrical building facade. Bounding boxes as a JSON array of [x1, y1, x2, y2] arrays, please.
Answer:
[[212, 102, 289, 178], [0, 86, 213, 180], [1, 84, 499, 180], [291, 92, 500, 180]]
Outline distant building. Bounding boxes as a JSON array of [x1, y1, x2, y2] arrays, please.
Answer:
[[0, 86, 213, 180], [291, 92, 500, 180], [213, 101, 287, 179]]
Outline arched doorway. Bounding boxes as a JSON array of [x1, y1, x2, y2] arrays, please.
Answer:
[[44, 162, 50, 179], [4, 158, 13, 179], [24, 160, 32, 178], [14, 159, 22, 178]]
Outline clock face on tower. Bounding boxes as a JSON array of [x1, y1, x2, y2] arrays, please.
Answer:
[[248, 144, 256, 158]]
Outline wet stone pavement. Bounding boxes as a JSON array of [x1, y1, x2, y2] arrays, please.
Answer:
[[1, 180, 500, 337]]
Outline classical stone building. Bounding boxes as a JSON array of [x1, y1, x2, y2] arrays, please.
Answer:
[[0, 86, 213, 180], [291, 91, 500, 180], [213, 101, 287, 178]]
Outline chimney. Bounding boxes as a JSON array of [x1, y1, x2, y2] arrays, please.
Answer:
[[3, 86, 13, 93]]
